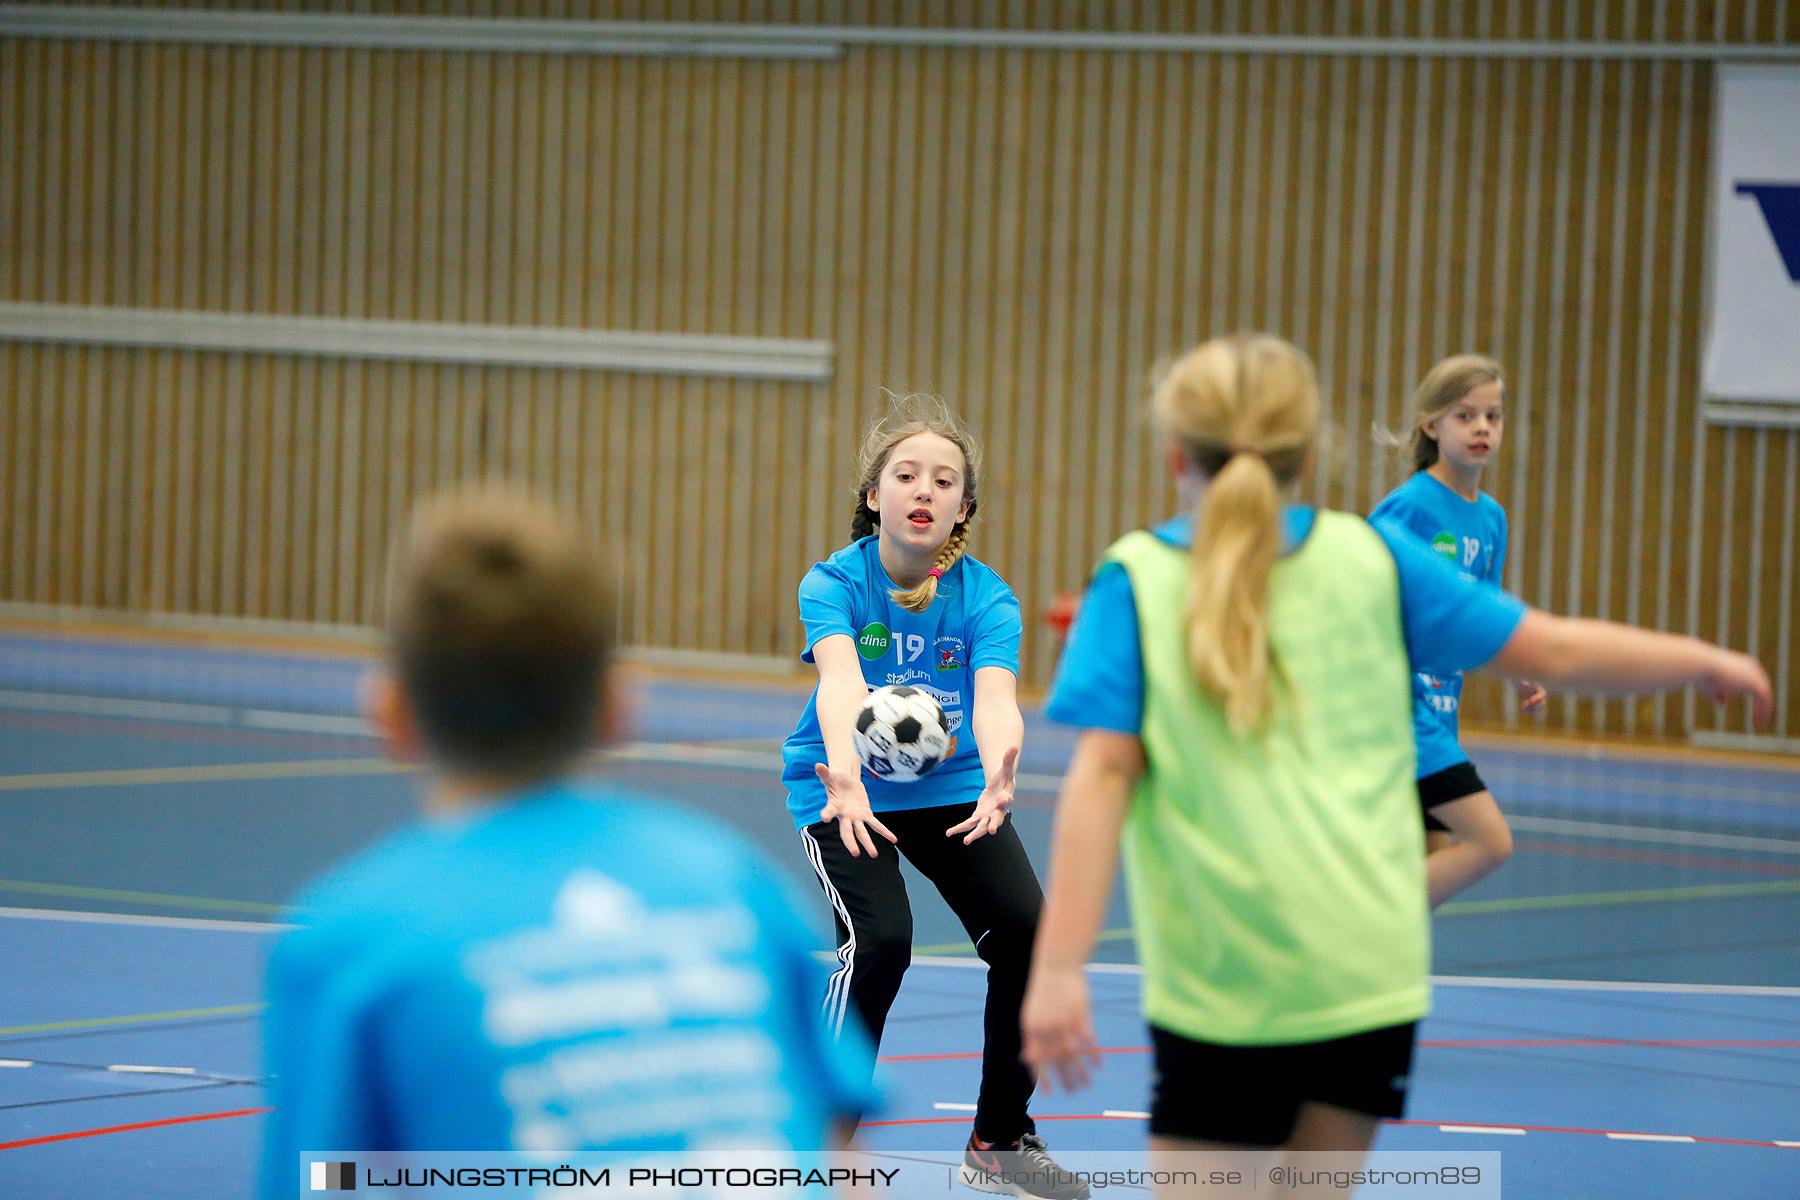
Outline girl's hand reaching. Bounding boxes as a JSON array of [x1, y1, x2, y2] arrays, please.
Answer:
[[1021, 964, 1101, 1094], [816, 762, 899, 857], [947, 746, 1019, 844]]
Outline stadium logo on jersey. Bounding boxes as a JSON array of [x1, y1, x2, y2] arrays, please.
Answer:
[[310, 1162, 356, 1191], [934, 636, 965, 671], [857, 622, 892, 660], [1430, 532, 1458, 561]]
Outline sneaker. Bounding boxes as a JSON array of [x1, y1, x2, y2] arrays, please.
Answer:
[[957, 1131, 1092, 1199]]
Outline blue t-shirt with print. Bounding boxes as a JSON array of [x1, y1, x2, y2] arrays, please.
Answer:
[[1044, 508, 1526, 766], [1369, 471, 1511, 776], [259, 784, 876, 1198], [782, 536, 1022, 829]]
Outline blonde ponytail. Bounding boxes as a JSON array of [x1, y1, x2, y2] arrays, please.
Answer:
[[1187, 451, 1285, 734], [1154, 335, 1320, 735]]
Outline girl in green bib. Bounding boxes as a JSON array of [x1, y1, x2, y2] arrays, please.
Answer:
[[1020, 334, 1772, 1184]]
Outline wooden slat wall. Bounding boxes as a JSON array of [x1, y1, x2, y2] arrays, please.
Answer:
[[2, 0, 1797, 742]]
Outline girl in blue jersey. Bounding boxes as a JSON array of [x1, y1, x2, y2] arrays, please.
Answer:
[[782, 394, 1087, 1200], [1020, 334, 1771, 1184], [1371, 356, 1542, 906]]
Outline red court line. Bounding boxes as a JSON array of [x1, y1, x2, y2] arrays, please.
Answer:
[[1420, 1038, 1800, 1049], [0, 1106, 271, 1151]]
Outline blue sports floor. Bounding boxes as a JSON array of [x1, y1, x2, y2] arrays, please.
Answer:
[[0, 632, 1796, 1198]]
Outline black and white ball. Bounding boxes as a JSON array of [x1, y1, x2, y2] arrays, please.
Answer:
[[853, 685, 951, 783]]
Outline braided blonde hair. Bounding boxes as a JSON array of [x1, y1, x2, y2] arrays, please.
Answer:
[[849, 393, 982, 614]]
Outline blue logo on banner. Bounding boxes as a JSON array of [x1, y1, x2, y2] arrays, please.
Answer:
[[1735, 182, 1800, 283]]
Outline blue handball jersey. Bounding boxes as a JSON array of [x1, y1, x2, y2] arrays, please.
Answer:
[[1045, 507, 1526, 744], [259, 784, 875, 1198], [1370, 471, 1511, 776], [781, 536, 1022, 829]]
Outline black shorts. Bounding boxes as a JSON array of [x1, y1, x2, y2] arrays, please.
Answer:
[[1419, 761, 1488, 833], [1148, 1021, 1418, 1145]]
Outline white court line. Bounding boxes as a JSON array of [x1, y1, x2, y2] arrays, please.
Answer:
[[0, 688, 374, 737], [0, 689, 236, 724], [0, 1060, 33, 1068], [909, 957, 1800, 997], [108, 1064, 200, 1075], [5, 681, 1795, 774], [1428, 974, 1800, 998], [0, 906, 289, 933], [1508, 815, 1800, 856], [908, 955, 1006, 971], [911, 1106, 1792, 1149], [603, 742, 785, 771], [0, 757, 402, 792], [1471, 762, 1800, 806], [241, 710, 372, 736], [609, 740, 1063, 793], [567, 744, 1800, 827], [0, 688, 1062, 789], [2, 685, 1793, 809], [7, 914, 1798, 998]]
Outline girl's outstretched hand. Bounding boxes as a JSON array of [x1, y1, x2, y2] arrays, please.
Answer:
[[1704, 650, 1774, 731], [947, 745, 1019, 844], [816, 762, 899, 857]]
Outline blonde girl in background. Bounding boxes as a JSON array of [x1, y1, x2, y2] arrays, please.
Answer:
[[1371, 355, 1543, 906]]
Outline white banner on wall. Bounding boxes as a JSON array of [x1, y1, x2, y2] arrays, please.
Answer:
[[1706, 66, 1800, 414]]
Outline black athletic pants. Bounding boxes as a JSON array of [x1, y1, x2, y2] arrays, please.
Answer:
[[800, 801, 1042, 1144]]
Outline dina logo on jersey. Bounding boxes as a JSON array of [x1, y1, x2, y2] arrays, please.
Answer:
[[1429, 532, 1459, 561], [857, 622, 892, 661]]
